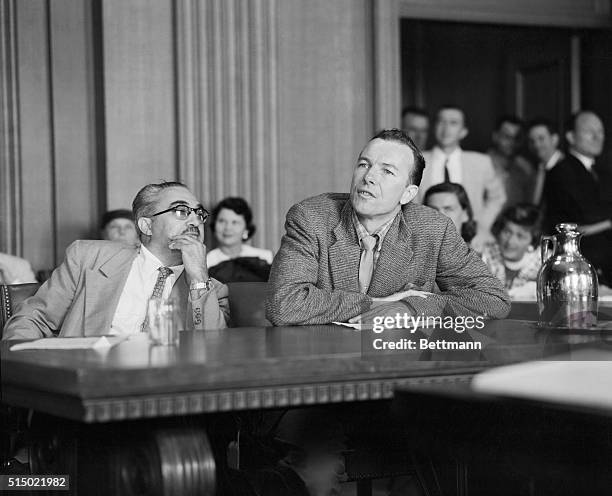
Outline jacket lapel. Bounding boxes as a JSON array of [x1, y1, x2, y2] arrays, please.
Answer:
[[329, 201, 361, 292], [368, 206, 416, 297], [83, 246, 138, 336]]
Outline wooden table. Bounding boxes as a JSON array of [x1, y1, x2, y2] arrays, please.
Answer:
[[3, 318, 612, 494]]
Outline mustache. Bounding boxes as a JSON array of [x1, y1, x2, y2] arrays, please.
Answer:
[[183, 226, 200, 236]]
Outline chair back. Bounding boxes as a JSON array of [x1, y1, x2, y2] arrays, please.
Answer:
[[1, 283, 41, 335], [227, 282, 271, 327]]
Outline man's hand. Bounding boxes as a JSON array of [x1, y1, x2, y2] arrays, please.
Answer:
[[348, 301, 413, 326], [372, 289, 430, 304], [168, 233, 208, 282]]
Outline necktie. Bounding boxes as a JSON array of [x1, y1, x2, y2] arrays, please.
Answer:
[[142, 267, 173, 332], [358, 235, 377, 294], [443, 157, 450, 183]]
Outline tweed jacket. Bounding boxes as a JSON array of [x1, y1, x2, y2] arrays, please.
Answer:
[[266, 193, 510, 326], [3, 240, 229, 340], [418, 148, 506, 234]]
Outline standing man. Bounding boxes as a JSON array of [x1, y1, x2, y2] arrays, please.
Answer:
[[266, 128, 510, 326], [488, 115, 535, 206], [544, 110, 612, 285], [4, 181, 229, 340], [401, 106, 430, 151], [527, 118, 564, 205], [417, 105, 506, 249]]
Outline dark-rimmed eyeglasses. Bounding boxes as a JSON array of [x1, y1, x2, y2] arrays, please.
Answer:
[[151, 205, 209, 223]]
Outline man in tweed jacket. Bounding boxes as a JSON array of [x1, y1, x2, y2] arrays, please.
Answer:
[[266, 129, 510, 326]]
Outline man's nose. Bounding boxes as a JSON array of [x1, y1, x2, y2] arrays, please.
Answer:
[[363, 168, 377, 184]]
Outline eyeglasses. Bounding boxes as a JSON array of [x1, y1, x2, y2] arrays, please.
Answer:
[[151, 205, 209, 223]]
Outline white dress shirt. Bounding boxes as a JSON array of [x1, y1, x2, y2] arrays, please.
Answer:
[[570, 150, 595, 173], [428, 146, 463, 184], [110, 245, 184, 335]]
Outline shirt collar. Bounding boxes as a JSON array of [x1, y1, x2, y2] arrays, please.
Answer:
[[545, 150, 563, 170], [139, 244, 184, 278], [432, 145, 461, 162], [570, 150, 595, 172], [351, 211, 397, 252]]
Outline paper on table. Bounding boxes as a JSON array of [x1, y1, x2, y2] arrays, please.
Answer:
[[472, 350, 612, 410], [332, 321, 363, 331], [10, 335, 128, 351]]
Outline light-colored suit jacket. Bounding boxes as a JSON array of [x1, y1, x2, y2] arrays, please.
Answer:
[[3, 240, 229, 340], [418, 148, 506, 234], [265, 193, 510, 326]]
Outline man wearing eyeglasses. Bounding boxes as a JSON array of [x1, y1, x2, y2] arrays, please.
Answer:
[[3, 181, 229, 340]]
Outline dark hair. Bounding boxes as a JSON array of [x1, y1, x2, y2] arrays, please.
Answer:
[[210, 197, 256, 240], [491, 203, 541, 247], [132, 181, 188, 241], [100, 209, 133, 230], [435, 104, 467, 127], [401, 106, 429, 120], [370, 128, 426, 186], [423, 182, 477, 243], [526, 117, 558, 136], [495, 114, 523, 131]]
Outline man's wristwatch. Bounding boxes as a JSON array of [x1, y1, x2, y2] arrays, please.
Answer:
[[190, 278, 213, 292]]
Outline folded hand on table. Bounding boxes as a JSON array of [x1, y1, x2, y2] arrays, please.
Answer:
[[347, 288, 430, 326]]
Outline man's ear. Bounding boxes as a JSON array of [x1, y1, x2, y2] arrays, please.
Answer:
[[459, 127, 469, 141], [400, 184, 419, 205], [552, 134, 560, 148], [138, 217, 152, 236], [566, 130, 575, 147]]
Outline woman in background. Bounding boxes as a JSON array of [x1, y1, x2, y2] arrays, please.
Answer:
[[481, 203, 541, 300], [423, 182, 477, 245], [207, 197, 273, 282]]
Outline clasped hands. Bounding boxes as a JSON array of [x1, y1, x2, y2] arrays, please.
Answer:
[[347, 288, 430, 326]]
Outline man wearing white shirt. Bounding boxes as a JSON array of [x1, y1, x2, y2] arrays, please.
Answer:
[[417, 105, 506, 249], [527, 118, 564, 205], [544, 110, 612, 285], [3, 181, 229, 340]]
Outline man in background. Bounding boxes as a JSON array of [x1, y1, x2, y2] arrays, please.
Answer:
[[401, 106, 430, 151], [527, 118, 563, 205], [488, 115, 535, 206], [417, 105, 506, 249], [101, 209, 140, 246], [544, 110, 612, 285]]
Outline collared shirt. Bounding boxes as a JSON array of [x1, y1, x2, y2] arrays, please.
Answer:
[[544, 150, 563, 171], [110, 245, 184, 335], [428, 146, 463, 184], [570, 150, 595, 173], [352, 211, 397, 269]]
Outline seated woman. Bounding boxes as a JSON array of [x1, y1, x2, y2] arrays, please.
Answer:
[[481, 203, 541, 300], [423, 182, 477, 245], [207, 197, 273, 282]]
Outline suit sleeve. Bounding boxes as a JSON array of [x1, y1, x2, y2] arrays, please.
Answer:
[[479, 157, 506, 233], [403, 220, 510, 319], [3, 241, 84, 340], [190, 279, 229, 329], [265, 203, 371, 325]]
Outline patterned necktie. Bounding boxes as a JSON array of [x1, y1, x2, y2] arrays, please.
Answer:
[[443, 157, 450, 183], [142, 267, 173, 332], [358, 235, 377, 294]]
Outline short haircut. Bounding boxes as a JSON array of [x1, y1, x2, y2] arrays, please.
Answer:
[[210, 197, 256, 239], [401, 106, 429, 120], [495, 114, 523, 131], [100, 209, 133, 230], [526, 117, 558, 136], [370, 128, 426, 186], [423, 182, 477, 243], [564, 109, 601, 134], [491, 203, 541, 247], [132, 181, 188, 240], [435, 104, 467, 127]]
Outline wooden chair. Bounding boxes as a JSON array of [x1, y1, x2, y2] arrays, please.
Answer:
[[1, 283, 41, 335]]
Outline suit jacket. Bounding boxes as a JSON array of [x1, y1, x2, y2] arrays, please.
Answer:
[[3, 240, 229, 340], [265, 193, 510, 326], [418, 149, 506, 234]]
